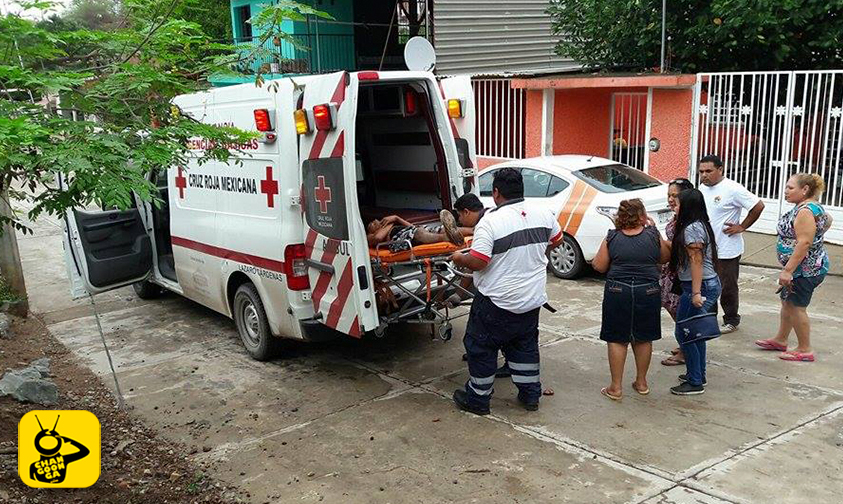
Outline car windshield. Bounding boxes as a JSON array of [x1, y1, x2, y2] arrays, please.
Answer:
[[573, 164, 662, 193]]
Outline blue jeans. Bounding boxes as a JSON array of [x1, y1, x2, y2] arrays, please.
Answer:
[[676, 278, 721, 386]]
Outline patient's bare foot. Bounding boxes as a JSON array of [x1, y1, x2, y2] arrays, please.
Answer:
[[440, 210, 465, 247]]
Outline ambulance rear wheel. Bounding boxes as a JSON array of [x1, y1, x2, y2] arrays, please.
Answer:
[[233, 284, 279, 361], [548, 235, 585, 279], [133, 280, 161, 300]]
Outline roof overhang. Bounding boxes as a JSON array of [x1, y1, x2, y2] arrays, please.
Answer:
[[511, 73, 696, 90]]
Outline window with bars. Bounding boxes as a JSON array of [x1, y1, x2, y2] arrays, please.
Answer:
[[471, 79, 526, 159]]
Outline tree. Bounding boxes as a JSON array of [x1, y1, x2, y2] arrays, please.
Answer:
[[0, 0, 326, 235], [64, 0, 122, 30], [548, 0, 843, 73]]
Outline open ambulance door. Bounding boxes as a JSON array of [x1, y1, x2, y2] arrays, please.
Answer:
[[298, 71, 378, 338], [439, 75, 478, 194], [62, 189, 153, 299]]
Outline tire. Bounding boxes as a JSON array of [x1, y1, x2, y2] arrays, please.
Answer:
[[233, 283, 280, 361], [132, 280, 161, 299], [548, 235, 586, 279]]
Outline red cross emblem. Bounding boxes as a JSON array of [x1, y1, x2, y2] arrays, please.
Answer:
[[175, 167, 187, 198], [260, 166, 279, 208], [314, 176, 332, 214]]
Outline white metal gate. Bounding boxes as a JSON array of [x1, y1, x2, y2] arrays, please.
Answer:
[[691, 71, 843, 244], [471, 78, 526, 159], [610, 92, 650, 171]]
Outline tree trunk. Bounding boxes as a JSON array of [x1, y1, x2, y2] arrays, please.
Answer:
[[0, 194, 29, 318]]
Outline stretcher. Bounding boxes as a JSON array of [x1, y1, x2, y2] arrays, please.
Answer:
[[369, 237, 474, 340]]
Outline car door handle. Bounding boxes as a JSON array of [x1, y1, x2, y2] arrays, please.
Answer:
[[305, 259, 335, 275]]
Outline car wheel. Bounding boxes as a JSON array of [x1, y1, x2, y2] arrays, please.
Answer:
[[132, 280, 161, 299], [548, 235, 586, 279], [233, 283, 280, 361]]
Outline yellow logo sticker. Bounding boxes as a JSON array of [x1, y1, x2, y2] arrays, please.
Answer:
[[18, 410, 101, 488]]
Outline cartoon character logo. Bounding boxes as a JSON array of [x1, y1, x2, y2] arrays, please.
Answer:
[[714, 195, 722, 204], [28, 414, 90, 484]]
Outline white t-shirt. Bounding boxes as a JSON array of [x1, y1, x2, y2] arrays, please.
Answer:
[[699, 177, 760, 259], [469, 200, 562, 314]]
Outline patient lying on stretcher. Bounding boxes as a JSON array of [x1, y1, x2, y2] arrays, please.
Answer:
[[367, 210, 472, 253]]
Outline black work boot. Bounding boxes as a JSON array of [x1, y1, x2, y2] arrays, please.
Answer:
[[517, 393, 539, 411], [453, 390, 490, 416]]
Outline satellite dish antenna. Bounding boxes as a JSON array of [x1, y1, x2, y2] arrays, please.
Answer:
[[404, 36, 436, 72]]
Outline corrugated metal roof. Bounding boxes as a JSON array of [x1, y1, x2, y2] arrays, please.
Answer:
[[433, 0, 578, 75]]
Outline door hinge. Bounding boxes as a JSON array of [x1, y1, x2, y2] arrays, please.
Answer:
[[461, 168, 477, 178], [289, 195, 301, 206]]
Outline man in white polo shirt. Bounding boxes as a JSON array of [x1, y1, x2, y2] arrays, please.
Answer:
[[450, 168, 564, 415], [698, 155, 765, 334]]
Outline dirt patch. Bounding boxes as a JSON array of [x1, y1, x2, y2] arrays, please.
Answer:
[[0, 314, 245, 503]]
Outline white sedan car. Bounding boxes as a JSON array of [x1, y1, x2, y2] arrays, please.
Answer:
[[479, 155, 672, 279]]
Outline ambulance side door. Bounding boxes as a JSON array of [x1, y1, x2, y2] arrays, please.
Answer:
[[439, 75, 478, 194], [62, 194, 153, 299], [298, 71, 378, 337]]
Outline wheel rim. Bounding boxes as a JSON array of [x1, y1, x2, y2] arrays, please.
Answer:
[[550, 241, 576, 274], [241, 301, 261, 346]]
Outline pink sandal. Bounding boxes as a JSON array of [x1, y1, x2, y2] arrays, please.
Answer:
[[779, 351, 815, 362], [755, 339, 787, 352]]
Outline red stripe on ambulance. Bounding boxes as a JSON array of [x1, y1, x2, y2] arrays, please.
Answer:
[[347, 316, 361, 338], [330, 131, 345, 158], [308, 75, 347, 160], [171, 236, 285, 272], [324, 259, 355, 330], [310, 237, 341, 309]]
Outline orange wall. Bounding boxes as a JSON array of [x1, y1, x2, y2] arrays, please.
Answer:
[[524, 90, 543, 157], [552, 88, 613, 157], [648, 88, 694, 181]]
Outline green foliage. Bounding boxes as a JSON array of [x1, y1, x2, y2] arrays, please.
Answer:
[[548, 0, 843, 73], [0, 0, 321, 234], [0, 275, 23, 304]]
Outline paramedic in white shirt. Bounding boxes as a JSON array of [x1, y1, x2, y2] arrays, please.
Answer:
[[698, 155, 765, 334], [450, 168, 564, 415]]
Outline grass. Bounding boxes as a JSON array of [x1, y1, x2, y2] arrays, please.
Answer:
[[0, 275, 23, 304]]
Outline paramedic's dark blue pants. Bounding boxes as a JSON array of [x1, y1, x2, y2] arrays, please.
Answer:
[[463, 292, 541, 409]]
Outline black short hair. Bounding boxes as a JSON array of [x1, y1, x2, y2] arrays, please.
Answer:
[[492, 168, 523, 200], [699, 155, 723, 169], [453, 193, 483, 212]]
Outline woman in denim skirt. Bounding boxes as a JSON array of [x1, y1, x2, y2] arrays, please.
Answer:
[[593, 199, 670, 400], [669, 189, 722, 395]]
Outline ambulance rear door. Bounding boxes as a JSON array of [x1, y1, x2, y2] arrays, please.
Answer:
[[298, 71, 378, 337], [61, 190, 153, 299], [439, 75, 478, 193]]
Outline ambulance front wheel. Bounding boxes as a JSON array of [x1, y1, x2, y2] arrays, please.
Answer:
[[548, 235, 586, 280], [132, 280, 161, 299], [233, 283, 279, 361]]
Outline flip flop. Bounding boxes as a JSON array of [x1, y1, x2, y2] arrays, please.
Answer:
[[755, 339, 787, 352], [661, 355, 685, 366], [632, 383, 650, 395], [601, 387, 622, 401], [779, 351, 815, 362]]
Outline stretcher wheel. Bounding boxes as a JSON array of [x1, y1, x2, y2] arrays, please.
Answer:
[[439, 323, 452, 341]]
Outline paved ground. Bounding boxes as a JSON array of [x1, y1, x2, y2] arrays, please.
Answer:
[[15, 214, 843, 504]]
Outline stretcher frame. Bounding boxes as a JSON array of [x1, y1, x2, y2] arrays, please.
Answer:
[[370, 239, 474, 341]]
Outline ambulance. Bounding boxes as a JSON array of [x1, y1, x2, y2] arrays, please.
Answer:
[[62, 70, 478, 359]]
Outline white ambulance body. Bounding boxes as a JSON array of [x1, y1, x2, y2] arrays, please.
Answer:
[[62, 71, 477, 359]]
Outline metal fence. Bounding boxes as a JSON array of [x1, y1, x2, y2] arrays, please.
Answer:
[[471, 78, 526, 159], [609, 92, 649, 171], [692, 71, 843, 243], [233, 34, 355, 75]]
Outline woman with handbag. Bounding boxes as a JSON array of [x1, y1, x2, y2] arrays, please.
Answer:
[[755, 174, 832, 362], [660, 178, 695, 367], [670, 189, 722, 395], [593, 199, 670, 400]]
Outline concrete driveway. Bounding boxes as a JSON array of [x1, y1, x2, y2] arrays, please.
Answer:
[[18, 213, 843, 504]]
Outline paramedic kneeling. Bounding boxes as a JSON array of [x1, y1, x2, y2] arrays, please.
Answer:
[[450, 168, 564, 415]]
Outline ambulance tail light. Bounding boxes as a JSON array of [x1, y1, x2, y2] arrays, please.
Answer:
[[284, 244, 310, 291], [312, 104, 336, 131], [254, 109, 273, 131], [294, 109, 310, 135], [447, 99, 464, 118]]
